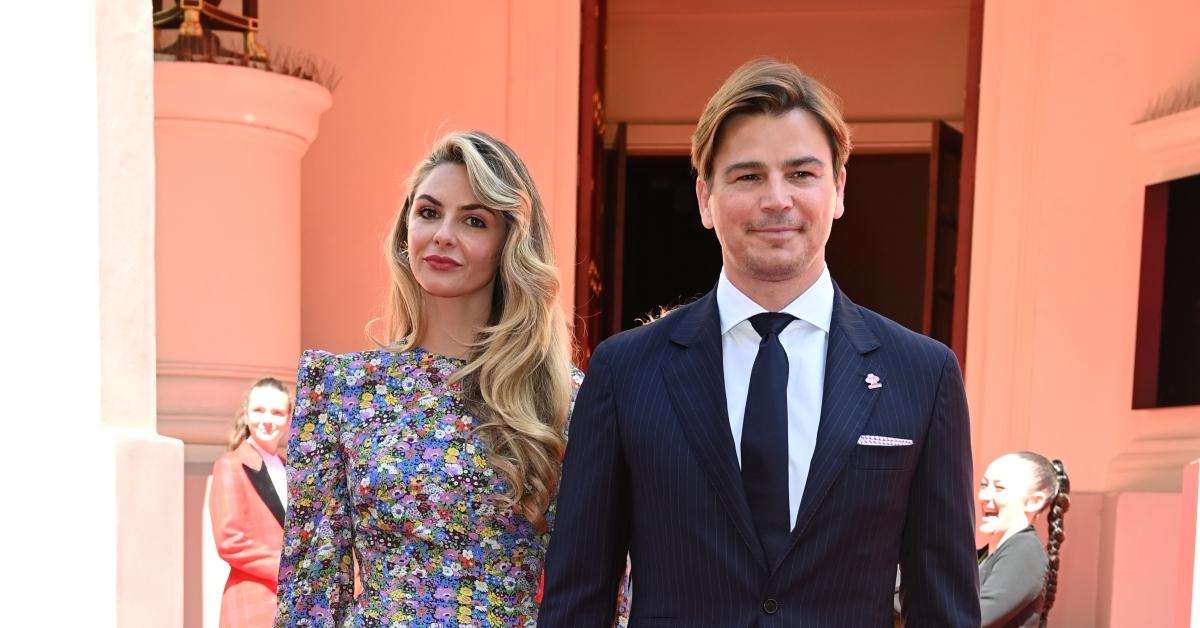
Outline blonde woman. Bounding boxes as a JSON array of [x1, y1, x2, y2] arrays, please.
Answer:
[[210, 377, 291, 627], [275, 131, 580, 627]]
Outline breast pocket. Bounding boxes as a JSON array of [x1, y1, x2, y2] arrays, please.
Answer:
[[851, 443, 917, 470]]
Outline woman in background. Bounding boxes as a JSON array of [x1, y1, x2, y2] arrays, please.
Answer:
[[210, 377, 292, 627], [977, 451, 1070, 628], [275, 131, 596, 627]]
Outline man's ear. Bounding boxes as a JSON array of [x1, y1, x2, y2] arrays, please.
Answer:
[[834, 165, 847, 220], [696, 177, 714, 229]]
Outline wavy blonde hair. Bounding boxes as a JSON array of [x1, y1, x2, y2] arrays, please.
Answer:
[[375, 131, 572, 532]]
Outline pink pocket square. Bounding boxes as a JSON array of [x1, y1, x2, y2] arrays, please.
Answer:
[[857, 435, 913, 447]]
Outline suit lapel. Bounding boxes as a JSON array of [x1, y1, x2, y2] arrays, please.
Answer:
[[662, 291, 767, 569], [783, 286, 883, 561], [237, 443, 286, 527]]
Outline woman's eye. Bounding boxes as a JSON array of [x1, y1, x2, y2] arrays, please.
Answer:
[[465, 215, 487, 228], [416, 206, 438, 219]]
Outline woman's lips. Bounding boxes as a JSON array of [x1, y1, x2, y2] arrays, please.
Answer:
[[424, 255, 462, 271]]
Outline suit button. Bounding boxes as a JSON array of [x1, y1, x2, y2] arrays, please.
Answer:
[[762, 598, 779, 614]]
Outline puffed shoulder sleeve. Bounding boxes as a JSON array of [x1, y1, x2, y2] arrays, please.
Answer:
[[275, 350, 355, 627]]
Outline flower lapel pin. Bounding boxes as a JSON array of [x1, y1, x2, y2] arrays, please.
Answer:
[[865, 373, 882, 390]]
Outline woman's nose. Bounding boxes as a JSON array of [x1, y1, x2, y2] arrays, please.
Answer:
[[433, 221, 456, 247]]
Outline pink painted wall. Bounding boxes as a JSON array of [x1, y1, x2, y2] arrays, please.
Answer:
[[969, 0, 1200, 495], [1178, 461, 1200, 627], [1101, 493, 1179, 628], [970, 0, 1200, 624], [262, 1, 581, 355], [607, 4, 969, 126]]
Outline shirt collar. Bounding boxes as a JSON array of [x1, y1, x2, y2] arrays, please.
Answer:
[[247, 438, 284, 467], [716, 265, 834, 336]]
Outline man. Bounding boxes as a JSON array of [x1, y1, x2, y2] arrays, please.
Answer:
[[540, 58, 979, 627]]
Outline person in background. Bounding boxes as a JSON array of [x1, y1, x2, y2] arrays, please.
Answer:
[[275, 131, 622, 626], [977, 451, 1071, 628], [210, 377, 292, 627]]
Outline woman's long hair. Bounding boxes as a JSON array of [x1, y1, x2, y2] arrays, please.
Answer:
[[1013, 451, 1071, 628], [374, 131, 572, 533], [228, 377, 291, 450]]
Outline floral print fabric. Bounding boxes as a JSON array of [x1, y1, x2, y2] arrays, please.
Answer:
[[276, 348, 568, 627]]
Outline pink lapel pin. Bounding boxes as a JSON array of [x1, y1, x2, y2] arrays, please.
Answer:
[[865, 373, 882, 390]]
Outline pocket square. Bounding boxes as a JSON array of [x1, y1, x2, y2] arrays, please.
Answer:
[[857, 435, 913, 447]]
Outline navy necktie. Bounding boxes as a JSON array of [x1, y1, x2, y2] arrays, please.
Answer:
[[742, 312, 796, 563]]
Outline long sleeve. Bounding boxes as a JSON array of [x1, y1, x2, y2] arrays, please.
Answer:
[[275, 350, 355, 627], [209, 456, 282, 583], [539, 345, 631, 627], [898, 350, 981, 626], [980, 535, 1048, 627]]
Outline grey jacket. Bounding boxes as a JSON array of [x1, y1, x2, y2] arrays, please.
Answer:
[[979, 526, 1048, 628]]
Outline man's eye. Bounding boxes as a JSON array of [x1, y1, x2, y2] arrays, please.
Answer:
[[736, 174, 760, 182]]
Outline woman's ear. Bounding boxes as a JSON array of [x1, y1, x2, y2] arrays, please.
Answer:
[[1025, 490, 1049, 515]]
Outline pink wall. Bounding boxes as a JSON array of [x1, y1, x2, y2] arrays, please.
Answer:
[[607, 4, 969, 127], [970, 0, 1200, 624], [262, 1, 581, 355], [1101, 493, 1179, 627], [970, 0, 1200, 495]]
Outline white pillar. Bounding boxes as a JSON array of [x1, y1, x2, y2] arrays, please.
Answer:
[[0, 1, 183, 626]]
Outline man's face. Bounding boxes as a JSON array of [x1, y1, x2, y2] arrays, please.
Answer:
[[696, 109, 845, 293]]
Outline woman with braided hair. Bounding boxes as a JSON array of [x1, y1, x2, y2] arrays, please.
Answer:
[[977, 451, 1071, 627]]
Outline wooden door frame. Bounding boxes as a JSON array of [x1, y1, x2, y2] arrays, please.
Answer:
[[952, 0, 985, 372]]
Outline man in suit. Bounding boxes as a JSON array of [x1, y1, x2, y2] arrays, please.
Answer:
[[539, 58, 979, 627]]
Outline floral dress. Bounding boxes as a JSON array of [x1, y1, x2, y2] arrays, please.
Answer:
[[276, 348, 585, 627]]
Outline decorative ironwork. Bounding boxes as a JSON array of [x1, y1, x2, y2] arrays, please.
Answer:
[[152, 0, 266, 61]]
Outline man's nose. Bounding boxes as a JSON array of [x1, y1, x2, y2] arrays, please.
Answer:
[[760, 176, 793, 212]]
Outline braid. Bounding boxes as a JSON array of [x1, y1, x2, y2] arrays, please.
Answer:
[[1038, 459, 1071, 628]]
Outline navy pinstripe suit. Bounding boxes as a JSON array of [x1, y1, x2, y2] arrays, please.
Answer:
[[539, 285, 979, 627]]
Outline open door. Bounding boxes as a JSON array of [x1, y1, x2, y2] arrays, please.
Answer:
[[603, 123, 628, 337], [573, 0, 606, 367], [925, 121, 963, 347]]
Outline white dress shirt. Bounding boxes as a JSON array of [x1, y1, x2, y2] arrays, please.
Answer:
[[717, 265, 833, 530], [248, 439, 288, 510]]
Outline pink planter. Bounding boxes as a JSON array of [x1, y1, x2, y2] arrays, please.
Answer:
[[154, 61, 331, 444]]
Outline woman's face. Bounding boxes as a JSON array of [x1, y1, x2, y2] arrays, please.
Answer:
[[406, 163, 507, 304], [246, 386, 290, 455], [978, 455, 1047, 537]]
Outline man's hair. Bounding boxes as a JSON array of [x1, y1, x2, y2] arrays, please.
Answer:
[[691, 57, 852, 183]]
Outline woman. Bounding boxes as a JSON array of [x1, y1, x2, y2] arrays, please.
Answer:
[[977, 451, 1070, 628], [275, 131, 578, 627], [210, 377, 292, 627]]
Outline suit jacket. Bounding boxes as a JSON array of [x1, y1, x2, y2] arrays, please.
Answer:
[[539, 285, 979, 627], [210, 440, 286, 628], [979, 526, 1047, 628]]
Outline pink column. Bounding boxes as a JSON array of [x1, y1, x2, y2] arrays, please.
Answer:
[[154, 62, 331, 445], [1178, 461, 1200, 627]]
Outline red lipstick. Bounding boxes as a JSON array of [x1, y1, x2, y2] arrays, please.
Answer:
[[424, 255, 462, 271]]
